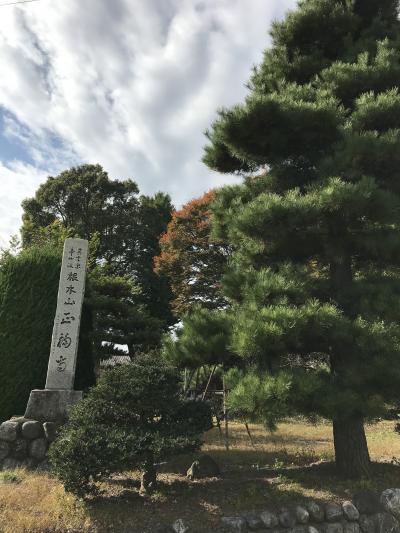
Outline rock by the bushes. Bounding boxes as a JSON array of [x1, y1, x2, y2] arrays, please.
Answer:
[[354, 492, 383, 515], [172, 519, 190, 533], [9, 417, 30, 427], [22, 421, 43, 440], [20, 457, 37, 469], [43, 422, 57, 442], [375, 513, 400, 533], [244, 512, 264, 530], [344, 523, 361, 533], [29, 438, 47, 460], [296, 506, 310, 524], [279, 508, 297, 528], [2, 457, 19, 470], [359, 514, 376, 533], [307, 502, 325, 522], [291, 526, 307, 533], [221, 516, 247, 532], [0, 421, 18, 442], [326, 504, 344, 522], [308, 527, 321, 533], [13, 439, 28, 459], [186, 455, 220, 480], [343, 502, 360, 522], [381, 490, 400, 520], [260, 510, 279, 528], [326, 524, 344, 533], [0, 441, 10, 461], [36, 459, 51, 472]]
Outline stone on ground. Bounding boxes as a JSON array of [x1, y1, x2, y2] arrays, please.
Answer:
[[260, 510, 279, 528], [343, 502, 360, 521], [326, 503, 344, 522], [381, 490, 400, 520], [172, 518, 190, 533], [354, 492, 383, 515], [296, 505, 310, 524], [0, 421, 18, 442], [186, 454, 220, 480], [307, 502, 325, 522], [221, 516, 247, 532], [29, 438, 47, 460]]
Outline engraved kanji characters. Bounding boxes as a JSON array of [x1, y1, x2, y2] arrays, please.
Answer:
[[61, 312, 75, 325], [57, 333, 72, 349], [56, 354, 67, 372], [67, 272, 79, 282]]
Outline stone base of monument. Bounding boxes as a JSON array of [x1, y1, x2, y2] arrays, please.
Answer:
[[0, 416, 58, 471], [0, 390, 83, 471], [24, 389, 83, 424]]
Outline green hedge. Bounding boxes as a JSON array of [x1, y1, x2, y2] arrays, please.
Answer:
[[0, 245, 95, 422]]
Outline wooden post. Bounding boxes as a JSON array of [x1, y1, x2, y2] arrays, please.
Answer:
[[222, 375, 229, 451], [202, 365, 217, 401]]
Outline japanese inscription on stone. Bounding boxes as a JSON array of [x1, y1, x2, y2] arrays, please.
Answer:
[[45, 238, 88, 390]]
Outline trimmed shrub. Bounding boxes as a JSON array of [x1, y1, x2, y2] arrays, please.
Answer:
[[0, 245, 95, 422], [49, 355, 212, 498]]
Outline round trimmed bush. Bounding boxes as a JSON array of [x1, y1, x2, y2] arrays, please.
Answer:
[[49, 355, 212, 497]]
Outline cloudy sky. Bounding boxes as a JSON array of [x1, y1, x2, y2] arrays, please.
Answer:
[[0, 0, 296, 247]]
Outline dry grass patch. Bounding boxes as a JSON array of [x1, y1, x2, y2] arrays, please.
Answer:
[[0, 419, 400, 532], [0, 469, 92, 533]]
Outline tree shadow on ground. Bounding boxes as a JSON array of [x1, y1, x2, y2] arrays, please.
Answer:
[[83, 470, 309, 533], [80, 459, 400, 532], [279, 461, 400, 498], [159, 446, 327, 477]]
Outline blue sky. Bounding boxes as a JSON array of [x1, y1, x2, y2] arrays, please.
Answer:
[[0, 0, 296, 247], [0, 109, 33, 163]]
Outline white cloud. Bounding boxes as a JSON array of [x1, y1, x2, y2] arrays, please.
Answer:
[[0, 160, 46, 248], [0, 0, 296, 245]]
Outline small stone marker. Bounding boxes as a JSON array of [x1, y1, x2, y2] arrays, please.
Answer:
[[46, 238, 88, 389], [24, 238, 89, 423]]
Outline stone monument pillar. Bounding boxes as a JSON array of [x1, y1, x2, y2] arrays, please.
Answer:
[[24, 238, 89, 424]]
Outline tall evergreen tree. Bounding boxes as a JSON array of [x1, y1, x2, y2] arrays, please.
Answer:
[[203, 0, 400, 478]]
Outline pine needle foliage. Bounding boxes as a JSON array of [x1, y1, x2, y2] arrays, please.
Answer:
[[203, 0, 400, 478]]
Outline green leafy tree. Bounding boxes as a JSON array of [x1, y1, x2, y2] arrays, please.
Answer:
[[202, 0, 400, 478], [49, 356, 212, 498], [21, 164, 139, 264], [21, 164, 174, 329], [21, 165, 174, 359], [128, 192, 174, 326]]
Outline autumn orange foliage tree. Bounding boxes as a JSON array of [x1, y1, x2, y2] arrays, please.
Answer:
[[154, 191, 229, 317]]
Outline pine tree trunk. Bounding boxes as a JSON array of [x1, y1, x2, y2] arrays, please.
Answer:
[[330, 256, 371, 478], [333, 415, 371, 478]]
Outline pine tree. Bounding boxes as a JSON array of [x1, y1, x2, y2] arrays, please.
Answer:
[[89, 267, 163, 361], [203, 0, 400, 478]]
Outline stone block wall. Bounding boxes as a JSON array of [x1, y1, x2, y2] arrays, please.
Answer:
[[217, 489, 400, 533], [0, 416, 57, 471]]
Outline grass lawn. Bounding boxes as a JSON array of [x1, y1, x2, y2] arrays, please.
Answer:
[[1, 419, 400, 532]]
